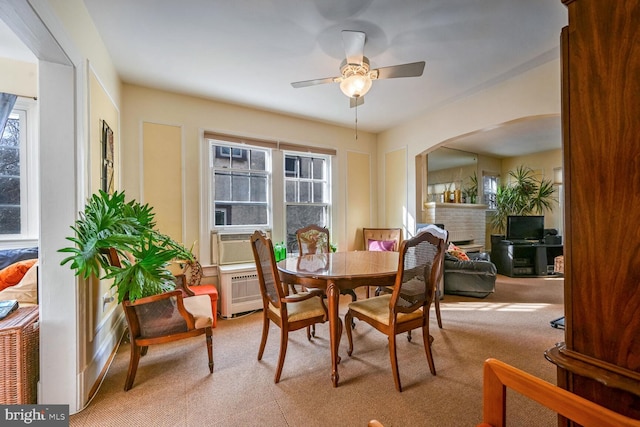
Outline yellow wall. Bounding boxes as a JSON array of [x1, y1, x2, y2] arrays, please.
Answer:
[[86, 67, 122, 399], [501, 148, 563, 233], [384, 148, 407, 232], [121, 84, 378, 260], [346, 151, 371, 250], [45, 0, 125, 409], [377, 58, 562, 234], [89, 70, 119, 193], [0, 58, 37, 98], [142, 122, 183, 243]]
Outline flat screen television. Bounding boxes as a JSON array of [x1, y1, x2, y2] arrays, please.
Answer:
[[506, 215, 544, 241]]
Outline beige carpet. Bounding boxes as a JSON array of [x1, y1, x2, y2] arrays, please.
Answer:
[[69, 274, 565, 427]]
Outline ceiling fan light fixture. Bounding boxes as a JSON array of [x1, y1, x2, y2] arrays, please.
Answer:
[[340, 73, 372, 98]]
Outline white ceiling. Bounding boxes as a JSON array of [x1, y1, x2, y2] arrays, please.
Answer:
[[1, 0, 567, 157]]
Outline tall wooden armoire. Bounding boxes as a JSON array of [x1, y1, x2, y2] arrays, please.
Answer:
[[545, 0, 640, 422]]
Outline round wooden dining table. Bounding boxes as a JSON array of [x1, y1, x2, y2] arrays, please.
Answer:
[[277, 250, 399, 387]]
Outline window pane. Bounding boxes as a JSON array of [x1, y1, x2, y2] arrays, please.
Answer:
[[299, 181, 311, 203], [283, 152, 330, 253], [313, 182, 324, 203], [312, 158, 324, 179], [231, 172, 250, 201], [285, 156, 297, 178], [250, 149, 266, 171], [211, 142, 270, 227], [0, 116, 21, 235], [213, 203, 268, 226], [0, 118, 19, 146], [0, 147, 19, 176], [250, 174, 267, 202], [285, 181, 297, 202], [300, 157, 311, 179], [231, 147, 249, 169], [286, 205, 327, 252], [0, 177, 20, 204], [0, 206, 20, 234], [213, 146, 231, 168], [214, 171, 232, 201]]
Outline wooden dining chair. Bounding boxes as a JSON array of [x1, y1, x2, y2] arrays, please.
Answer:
[[250, 230, 328, 383], [103, 248, 214, 391], [296, 224, 330, 255], [362, 227, 402, 298], [296, 224, 357, 302], [344, 229, 446, 391], [416, 224, 448, 329]]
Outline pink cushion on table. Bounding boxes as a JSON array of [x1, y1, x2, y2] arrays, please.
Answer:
[[367, 239, 396, 252]]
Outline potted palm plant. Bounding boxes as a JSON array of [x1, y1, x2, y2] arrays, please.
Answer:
[[462, 171, 478, 204], [59, 190, 193, 303], [491, 165, 557, 234]]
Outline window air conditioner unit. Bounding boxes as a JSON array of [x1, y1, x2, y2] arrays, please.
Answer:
[[211, 230, 271, 265]]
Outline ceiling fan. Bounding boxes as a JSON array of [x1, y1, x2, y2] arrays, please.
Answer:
[[291, 30, 425, 107]]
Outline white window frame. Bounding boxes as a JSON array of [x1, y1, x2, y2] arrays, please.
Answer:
[[0, 98, 39, 246], [283, 151, 332, 253], [208, 139, 272, 231], [483, 171, 499, 210]]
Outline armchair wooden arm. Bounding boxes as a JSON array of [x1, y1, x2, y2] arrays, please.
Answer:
[[478, 358, 640, 427]]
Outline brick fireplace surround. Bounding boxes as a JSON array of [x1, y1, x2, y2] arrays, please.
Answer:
[[422, 202, 487, 251]]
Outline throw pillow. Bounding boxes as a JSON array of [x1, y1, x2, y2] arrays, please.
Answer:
[[0, 261, 38, 305], [367, 239, 396, 252], [447, 243, 470, 261], [0, 258, 38, 291]]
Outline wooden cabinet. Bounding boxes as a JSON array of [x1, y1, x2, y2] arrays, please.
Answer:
[[545, 0, 640, 421]]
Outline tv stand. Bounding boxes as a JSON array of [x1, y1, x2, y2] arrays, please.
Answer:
[[492, 240, 563, 277]]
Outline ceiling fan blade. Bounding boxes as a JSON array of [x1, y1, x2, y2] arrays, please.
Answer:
[[374, 61, 425, 79], [291, 77, 337, 88], [350, 96, 364, 108], [342, 30, 365, 65]]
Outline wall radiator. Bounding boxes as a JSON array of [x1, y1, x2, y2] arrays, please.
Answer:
[[218, 263, 262, 318], [212, 230, 269, 318]]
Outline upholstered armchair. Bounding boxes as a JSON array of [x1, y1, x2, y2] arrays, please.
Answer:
[[443, 252, 497, 298]]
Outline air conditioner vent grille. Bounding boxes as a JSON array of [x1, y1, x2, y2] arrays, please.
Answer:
[[220, 233, 252, 242]]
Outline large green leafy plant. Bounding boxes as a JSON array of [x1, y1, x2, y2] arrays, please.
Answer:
[[60, 190, 193, 303], [491, 166, 557, 233]]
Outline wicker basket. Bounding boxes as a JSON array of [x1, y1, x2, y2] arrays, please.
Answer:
[[0, 306, 39, 404]]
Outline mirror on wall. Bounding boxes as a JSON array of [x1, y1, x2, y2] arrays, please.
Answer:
[[426, 147, 478, 203]]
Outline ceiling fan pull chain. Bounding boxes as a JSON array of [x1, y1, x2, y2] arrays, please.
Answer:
[[355, 100, 358, 140]]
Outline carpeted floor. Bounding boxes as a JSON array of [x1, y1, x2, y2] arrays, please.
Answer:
[[69, 274, 565, 427]]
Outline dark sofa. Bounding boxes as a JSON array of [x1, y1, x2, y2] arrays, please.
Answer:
[[443, 252, 497, 298], [0, 247, 38, 270]]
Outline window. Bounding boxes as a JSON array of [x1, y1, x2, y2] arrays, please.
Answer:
[[284, 153, 330, 253], [210, 141, 270, 227], [0, 99, 38, 241], [483, 173, 499, 210]]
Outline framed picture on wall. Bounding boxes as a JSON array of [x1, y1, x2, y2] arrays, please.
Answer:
[[101, 120, 114, 194]]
